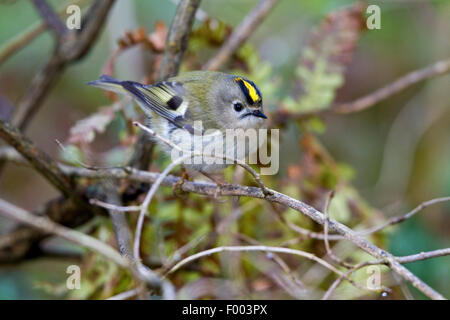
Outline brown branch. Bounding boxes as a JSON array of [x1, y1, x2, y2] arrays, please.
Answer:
[[203, 0, 279, 71], [0, 118, 80, 201], [0, 198, 128, 267], [31, 0, 67, 38], [0, 119, 101, 259], [334, 58, 450, 114], [0, 195, 92, 262], [0, 0, 115, 182], [0, 158, 446, 298], [270, 58, 450, 126], [0, 22, 46, 65], [129, 0, 201, 169], [62, 167, 446, 299], [12, 0, 116, 131], [0, 197, 175, 298], [322, 248, 450, 299], [158, 0, 201, 79], [12, 55, 66, 130], [322, 191, 354, 269], [0, 0, 88, 66], [61, 0, 116, 61]]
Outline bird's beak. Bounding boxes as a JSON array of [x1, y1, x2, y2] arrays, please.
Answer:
[[252, 109, 267, 119]]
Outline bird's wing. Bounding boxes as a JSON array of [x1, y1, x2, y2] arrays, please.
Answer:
[[88, 75, 196, 134]]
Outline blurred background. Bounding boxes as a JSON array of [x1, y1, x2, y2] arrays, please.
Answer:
[[0, 0, 449, 299]]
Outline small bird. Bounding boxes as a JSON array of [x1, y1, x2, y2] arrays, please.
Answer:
[[88, 71, 267, 182]]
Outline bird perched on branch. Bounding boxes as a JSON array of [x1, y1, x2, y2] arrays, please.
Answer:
[[88, 71, 267, 186]]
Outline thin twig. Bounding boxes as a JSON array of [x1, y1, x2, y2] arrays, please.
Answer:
[[322, 248, 450, 299], [0, 118, 88, 209], [203, 0, 279, 71], [106, 288, 140, 300], [165, 245, 373, 294], [322, 267, 357, 300], [133, 153, 191, 262], [236, 233, 306, 291], [357, 196, 450, 236], [372, 248, 450, 265], [90, 199, 141, 212], [269, 200, 344, 240], [323, 191, 353, 268], [334, 58, 450, 113], [134, 121, 273, 196]]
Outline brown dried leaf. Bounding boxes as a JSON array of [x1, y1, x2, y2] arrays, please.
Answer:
[[287, 2, 366, 112], [147, 21, 168, 52], [68, 106, 116, 146], [302, 2, 366, 73], [100, 22, 168, 99]]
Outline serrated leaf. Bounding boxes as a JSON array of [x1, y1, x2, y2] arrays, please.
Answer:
[[289, 2, 366, 112]]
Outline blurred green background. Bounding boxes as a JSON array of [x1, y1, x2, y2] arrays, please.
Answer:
[[0, 0, 449, 299]]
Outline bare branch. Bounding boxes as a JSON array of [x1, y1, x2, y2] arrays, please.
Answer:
[[12, 0, 116, 131], [0, 198, 128, 267], [334, 58, 450, 114], [62, 0, 116, 61], [130, 0, 201, 169], [90, 199, 141, 212], [158, 0, 201, 79], [203, 0, 279, 71], [0, 0, 87, 65], [31, 0, 67, 38], [322, 247, 450, 299], [0, 118, 84, 205], [0, 155, 446, 298], [323, 191, 354, 268], [106, 288, 140, 300], [134, 121, 273, 196], [395, 248, 450, 264], [0, 22, 46, 65], [0, 195, 92, 262], [165, 244, 376, 295], [358, 196, 450, 236], [167, 245, 339, 277]]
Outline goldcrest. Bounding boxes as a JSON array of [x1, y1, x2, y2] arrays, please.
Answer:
[[88, 71, 267, 174]]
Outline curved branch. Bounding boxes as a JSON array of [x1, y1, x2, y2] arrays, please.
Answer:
[[31, 0, 67, 38], [334, 58, 450, 114], [0, 198, 128, 267], [0, 118, 81, 203], [203, 0, 280, 71], [66, 166, 445, 299], [12, 0, 116, 130], [0, 154, 446, 299]]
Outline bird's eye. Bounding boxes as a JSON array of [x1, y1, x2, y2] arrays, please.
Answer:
[[233, 102, 244, 112]]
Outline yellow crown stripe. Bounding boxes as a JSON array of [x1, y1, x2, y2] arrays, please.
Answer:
[[235, 77, 260, 103]]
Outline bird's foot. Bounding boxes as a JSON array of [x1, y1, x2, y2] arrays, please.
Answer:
[[172, 168, 191, 197]]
